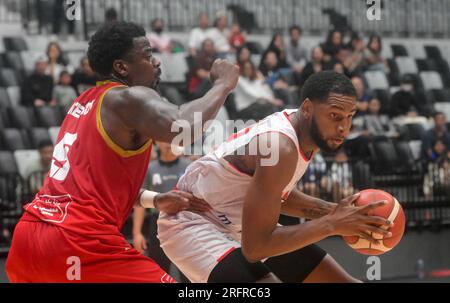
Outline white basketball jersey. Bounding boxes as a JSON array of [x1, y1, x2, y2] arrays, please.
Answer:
[[174, 109, 312, 239]]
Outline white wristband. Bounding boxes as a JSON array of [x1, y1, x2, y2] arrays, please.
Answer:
[[139, 190, 159, 209]]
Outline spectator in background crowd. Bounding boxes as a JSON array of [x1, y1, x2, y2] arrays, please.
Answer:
[[188, 39, 217, 98], [330, 149, 354, 201], [321, 29, 344, 62], [105, 7, 119, 23], [346, 32, 366, 76], [351, 76, 372, 117], [72, 56, 99, 95], [259, 50, 296, 107], [285, 25, 307, 76], [424, 152, 450, 199], [148, 18, 172, 53], [390, 75, 423, 118], [234, 60, 282, 120], [265, 33, 289, 69], [25, 140, 54, 194], [133, 141, 191, 282], [228, 23, 246, 52], [422, 112, 450, 164], [52, 70, 77, 108], [188, 12, 210, 57], [363, 97, 399, 139], [333, 47, 351, 77], [46, 41, 71, 83], [364, 34, 390, 73], [21, 55, 54, 107], [299, 46, 327, 87], [207, 12, 231, 57], [236, 45, 252, 67]]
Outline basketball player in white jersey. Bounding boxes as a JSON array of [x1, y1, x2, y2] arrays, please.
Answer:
[[158, 71, 393, 283]]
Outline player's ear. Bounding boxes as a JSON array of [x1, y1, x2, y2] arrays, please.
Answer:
[[301, 98, 313, 119], [112, 59, 129, 77]]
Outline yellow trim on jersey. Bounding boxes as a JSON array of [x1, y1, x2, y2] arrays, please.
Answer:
[[96, 84, 153, 158]]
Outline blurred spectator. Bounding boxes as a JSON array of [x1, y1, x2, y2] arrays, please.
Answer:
[[265, 33, 289, 69], [321, 30, 344, 62], [72, 57, 100, 95], [334, 47, 351, 76], [188, 12, 210, 57], [299, 46, 327, 87], [46, 41, 70, 83], [333, 61, 345, 74], [285, 25, 307, 74], [26, 140, 54, 194], [105, 7, 119, 23], [21, 55, 54, 107], [351, 76, 371, 117], [330, 149, 354, 201], [390, 75, 422, 118], [228, 23, 246, 52], [52, 70, 77, 108], [236, 45, 252, 67], [234, 61, 282, 120], [422, 112, 450, 163], [259, 50, 296, 107], [133, 141, 191, 281], [346, 32, 366, 76], [207, 12, 231, 56], [424, 153, 450, 198], [188, 39, 217, 98], [363, 98, 398, 138], [148, 18, 172, 53], [298, 152, 328, 198], [364, 34, 390, 73]]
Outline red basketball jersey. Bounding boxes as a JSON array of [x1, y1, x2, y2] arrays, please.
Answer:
[[21, 81, 153, 236]]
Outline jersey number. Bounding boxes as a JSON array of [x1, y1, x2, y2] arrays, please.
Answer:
[[49, 132, 78, 181]]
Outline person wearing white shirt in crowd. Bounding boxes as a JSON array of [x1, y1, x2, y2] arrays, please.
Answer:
[[188, 12, 210, 57], [207, 12, 231, 57], [234, 60, 283, 120]]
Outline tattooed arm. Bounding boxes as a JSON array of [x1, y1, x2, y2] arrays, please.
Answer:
[[281, 188, 337, 220]]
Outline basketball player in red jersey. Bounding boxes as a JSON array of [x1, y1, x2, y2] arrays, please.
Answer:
[[6, 21, 239, 282]]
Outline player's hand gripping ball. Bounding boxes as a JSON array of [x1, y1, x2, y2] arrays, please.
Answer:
[[343, 189, 406, 255]]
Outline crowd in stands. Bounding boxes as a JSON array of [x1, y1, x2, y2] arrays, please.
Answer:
[[1, 9, 450, 246]]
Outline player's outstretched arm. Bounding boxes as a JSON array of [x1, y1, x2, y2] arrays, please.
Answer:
[[110, 59, 239, 144], [281, 189, 337, 219], [241, 134, 393, 263]]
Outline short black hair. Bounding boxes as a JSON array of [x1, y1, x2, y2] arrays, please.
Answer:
[[301, 71, 356, 103], [38, 139, 53, 150], [289, 25, 302, 35], [434, 111, 445, 118], [87, 21, 146, 76]]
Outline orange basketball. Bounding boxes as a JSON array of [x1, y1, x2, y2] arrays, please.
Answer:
[[343, 189, 406, 255]]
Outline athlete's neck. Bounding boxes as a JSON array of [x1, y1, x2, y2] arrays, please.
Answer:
[[289, 111, 318, 158], [102, 74, 130, 86]]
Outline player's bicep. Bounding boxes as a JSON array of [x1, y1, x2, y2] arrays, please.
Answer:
[[113, 86, 181, 143]]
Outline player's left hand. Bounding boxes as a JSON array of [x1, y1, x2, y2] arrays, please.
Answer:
[[154, 190, 212, 215]]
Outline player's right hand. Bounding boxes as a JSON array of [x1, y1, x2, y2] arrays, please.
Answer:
[[209, 59, 240, 91], [133, 233, 148, 254], [326, 193, 394, 244], [155, 190, 212, 215]]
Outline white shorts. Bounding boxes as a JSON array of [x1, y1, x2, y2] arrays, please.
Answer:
[[157, 211, 240, 283]]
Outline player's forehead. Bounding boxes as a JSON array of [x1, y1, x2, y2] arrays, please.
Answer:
[[320, 93, 356, 113], [131, 36, 151, 56]]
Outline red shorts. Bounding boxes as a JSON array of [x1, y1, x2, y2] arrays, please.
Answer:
[[6, 220, 175, 283]]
